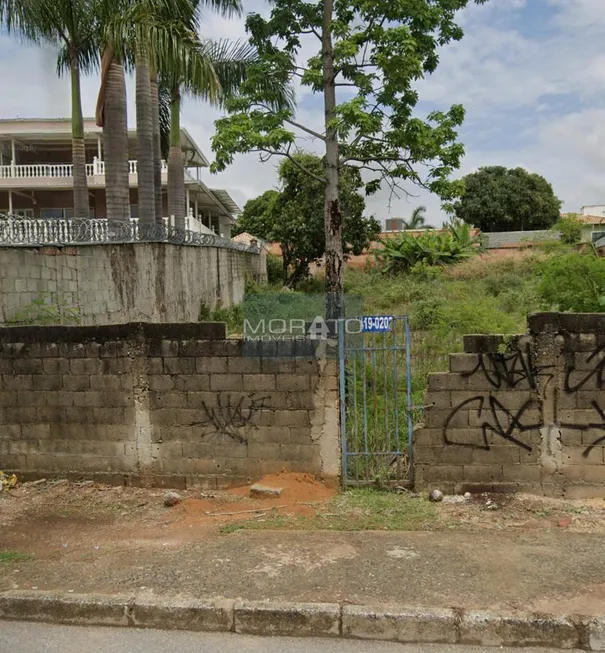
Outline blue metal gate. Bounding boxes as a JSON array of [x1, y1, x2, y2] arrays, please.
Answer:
[[338, 316, 413, 486]]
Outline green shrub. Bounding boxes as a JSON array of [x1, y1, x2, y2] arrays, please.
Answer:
[[266, 254, 284, 285], [376, 222, 480, 275], [537, 253, 605, 312], [555, 214, 583, 245]]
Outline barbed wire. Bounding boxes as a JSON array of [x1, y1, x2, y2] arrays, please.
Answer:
[[0, 215, 257, 253]]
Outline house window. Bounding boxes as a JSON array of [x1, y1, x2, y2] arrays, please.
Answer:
[[130, 205, 138, 219], [0, 209, 34, 218], [592, 231, 605, 246], [41, 208, 95, 219]]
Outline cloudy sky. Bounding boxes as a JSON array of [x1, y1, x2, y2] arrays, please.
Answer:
[[1, 0, 604, 226]]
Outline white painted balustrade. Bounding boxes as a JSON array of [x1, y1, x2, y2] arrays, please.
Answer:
[[0, 158, 169, 179]]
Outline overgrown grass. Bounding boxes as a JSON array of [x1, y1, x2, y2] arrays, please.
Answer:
[[0, 550, 32, 564], [219, 488, 437, 533]]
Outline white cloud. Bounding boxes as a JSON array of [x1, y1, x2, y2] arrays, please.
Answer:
[[2, 0, 605, 227]]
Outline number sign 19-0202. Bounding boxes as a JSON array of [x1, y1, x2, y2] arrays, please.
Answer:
[[361, 316, 394, 333]]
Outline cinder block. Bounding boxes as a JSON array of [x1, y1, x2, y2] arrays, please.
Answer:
[[279, 375, 311, 392], [472, 446, 521, 465], [196, 357, 229, 374], [565, 484, 605, 499], [427, 373, 466, 392], [462, 464, 504, 482], [242, 374, 276, 392], [70, 358, 101, 375], [271, 410, 310, 428], [228, 357, 261, 374], [279, 444, 316, 462], [563, 446, 604, 465], [426, 409, 466, 429], [210, 374, 243, 392], [413, 428, 445, 447], [149, 375, 174, 392], [164, 357, 196, 375], [413, 445, 473, 465], [5, 374, 33, 390], [45, 391, 75, 407], [42, 359, 70, 375], [89, 376, 122, 391], [13, 358, 44, 374], [17, 391, 47, 407], [424, 392, 451, 410], [449, 353, 480, 374], [63, 375, 90, 391]]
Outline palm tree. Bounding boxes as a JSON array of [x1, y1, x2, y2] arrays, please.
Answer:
[[403, 205, 434, 230], [100, 0, 223, 224], [1, 0, 98, 219], [96, 43, 130, 221]]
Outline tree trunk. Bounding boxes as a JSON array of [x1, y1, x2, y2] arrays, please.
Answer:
[[70, 53, 89, 219], [150, 66, 163, 224], [322, 0, 344, 320], [102, 51, 130, 221], [135, 47, 155, 223], [167, 86, 186, 229]]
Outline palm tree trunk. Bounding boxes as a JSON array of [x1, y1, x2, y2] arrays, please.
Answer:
[[167, 85, 186, 229], [150, 66, 163, 225], [135, 47, 155, 224], [70, 52, 89, 219], [100, 48, 130, 221]]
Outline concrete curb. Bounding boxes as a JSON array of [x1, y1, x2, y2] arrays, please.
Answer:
[[0, 590, 603, 650]]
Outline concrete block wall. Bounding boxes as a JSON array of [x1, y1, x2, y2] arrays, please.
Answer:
[[415, 313, 605, 498], [0, 242, 266, 326], [0, 323, 339, 489]]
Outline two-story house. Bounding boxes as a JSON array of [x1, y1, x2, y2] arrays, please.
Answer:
[[0, 118, 238, 238]]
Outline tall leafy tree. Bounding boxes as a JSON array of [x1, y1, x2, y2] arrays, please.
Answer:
[[1, 0, 98, 219], [452, 166, 562, 232], [211, 0, 487, 317], [232, 189, 279, 237], [237, 153, 380, 288]]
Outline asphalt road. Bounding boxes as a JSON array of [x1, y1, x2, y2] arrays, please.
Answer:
[[0, 622, 582, 653]]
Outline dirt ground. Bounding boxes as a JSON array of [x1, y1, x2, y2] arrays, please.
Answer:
[[2, 475, 605, 615]]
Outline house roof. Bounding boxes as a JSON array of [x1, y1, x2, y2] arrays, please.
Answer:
[[575, 215, 605, 225], [0, 118, 209, 167], [210, 189, 240, 215]]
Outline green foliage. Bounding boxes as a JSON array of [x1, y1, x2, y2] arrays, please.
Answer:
[[537, 253, 605, 312], [236, 152, 381, 288], [376, 222, 480, 274], [8, 295, 81, 326], [452, 166, 562, 232], [211, 0, 489, 199], [220, 488, 437, 533], [265, 253, 283, 285], [232, 190, 279, 238], [0, 550, 32, 564], [555, 213, 584, 245]]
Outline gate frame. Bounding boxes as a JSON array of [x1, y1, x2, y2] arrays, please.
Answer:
[[338, 316, 414, 487]]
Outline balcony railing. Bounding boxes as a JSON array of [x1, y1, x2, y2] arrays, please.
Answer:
[[0, 214, 257, 253], [0, 158, 169, 180]]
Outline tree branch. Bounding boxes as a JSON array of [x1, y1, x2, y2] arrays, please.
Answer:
[[252, 147, 325, 183]]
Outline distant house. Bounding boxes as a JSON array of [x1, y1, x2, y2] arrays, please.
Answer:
[[0, 117, 238, 238], [575, 209, 605, 246]]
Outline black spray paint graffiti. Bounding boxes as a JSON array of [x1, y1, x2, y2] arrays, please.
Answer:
[[193, 393, 269, 444], [444, 345, 605, 458], [564, 344, 605, 392], [444, 396, 539, 452], [461, 344, 554, 391], [561, 345, 605, 457]]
